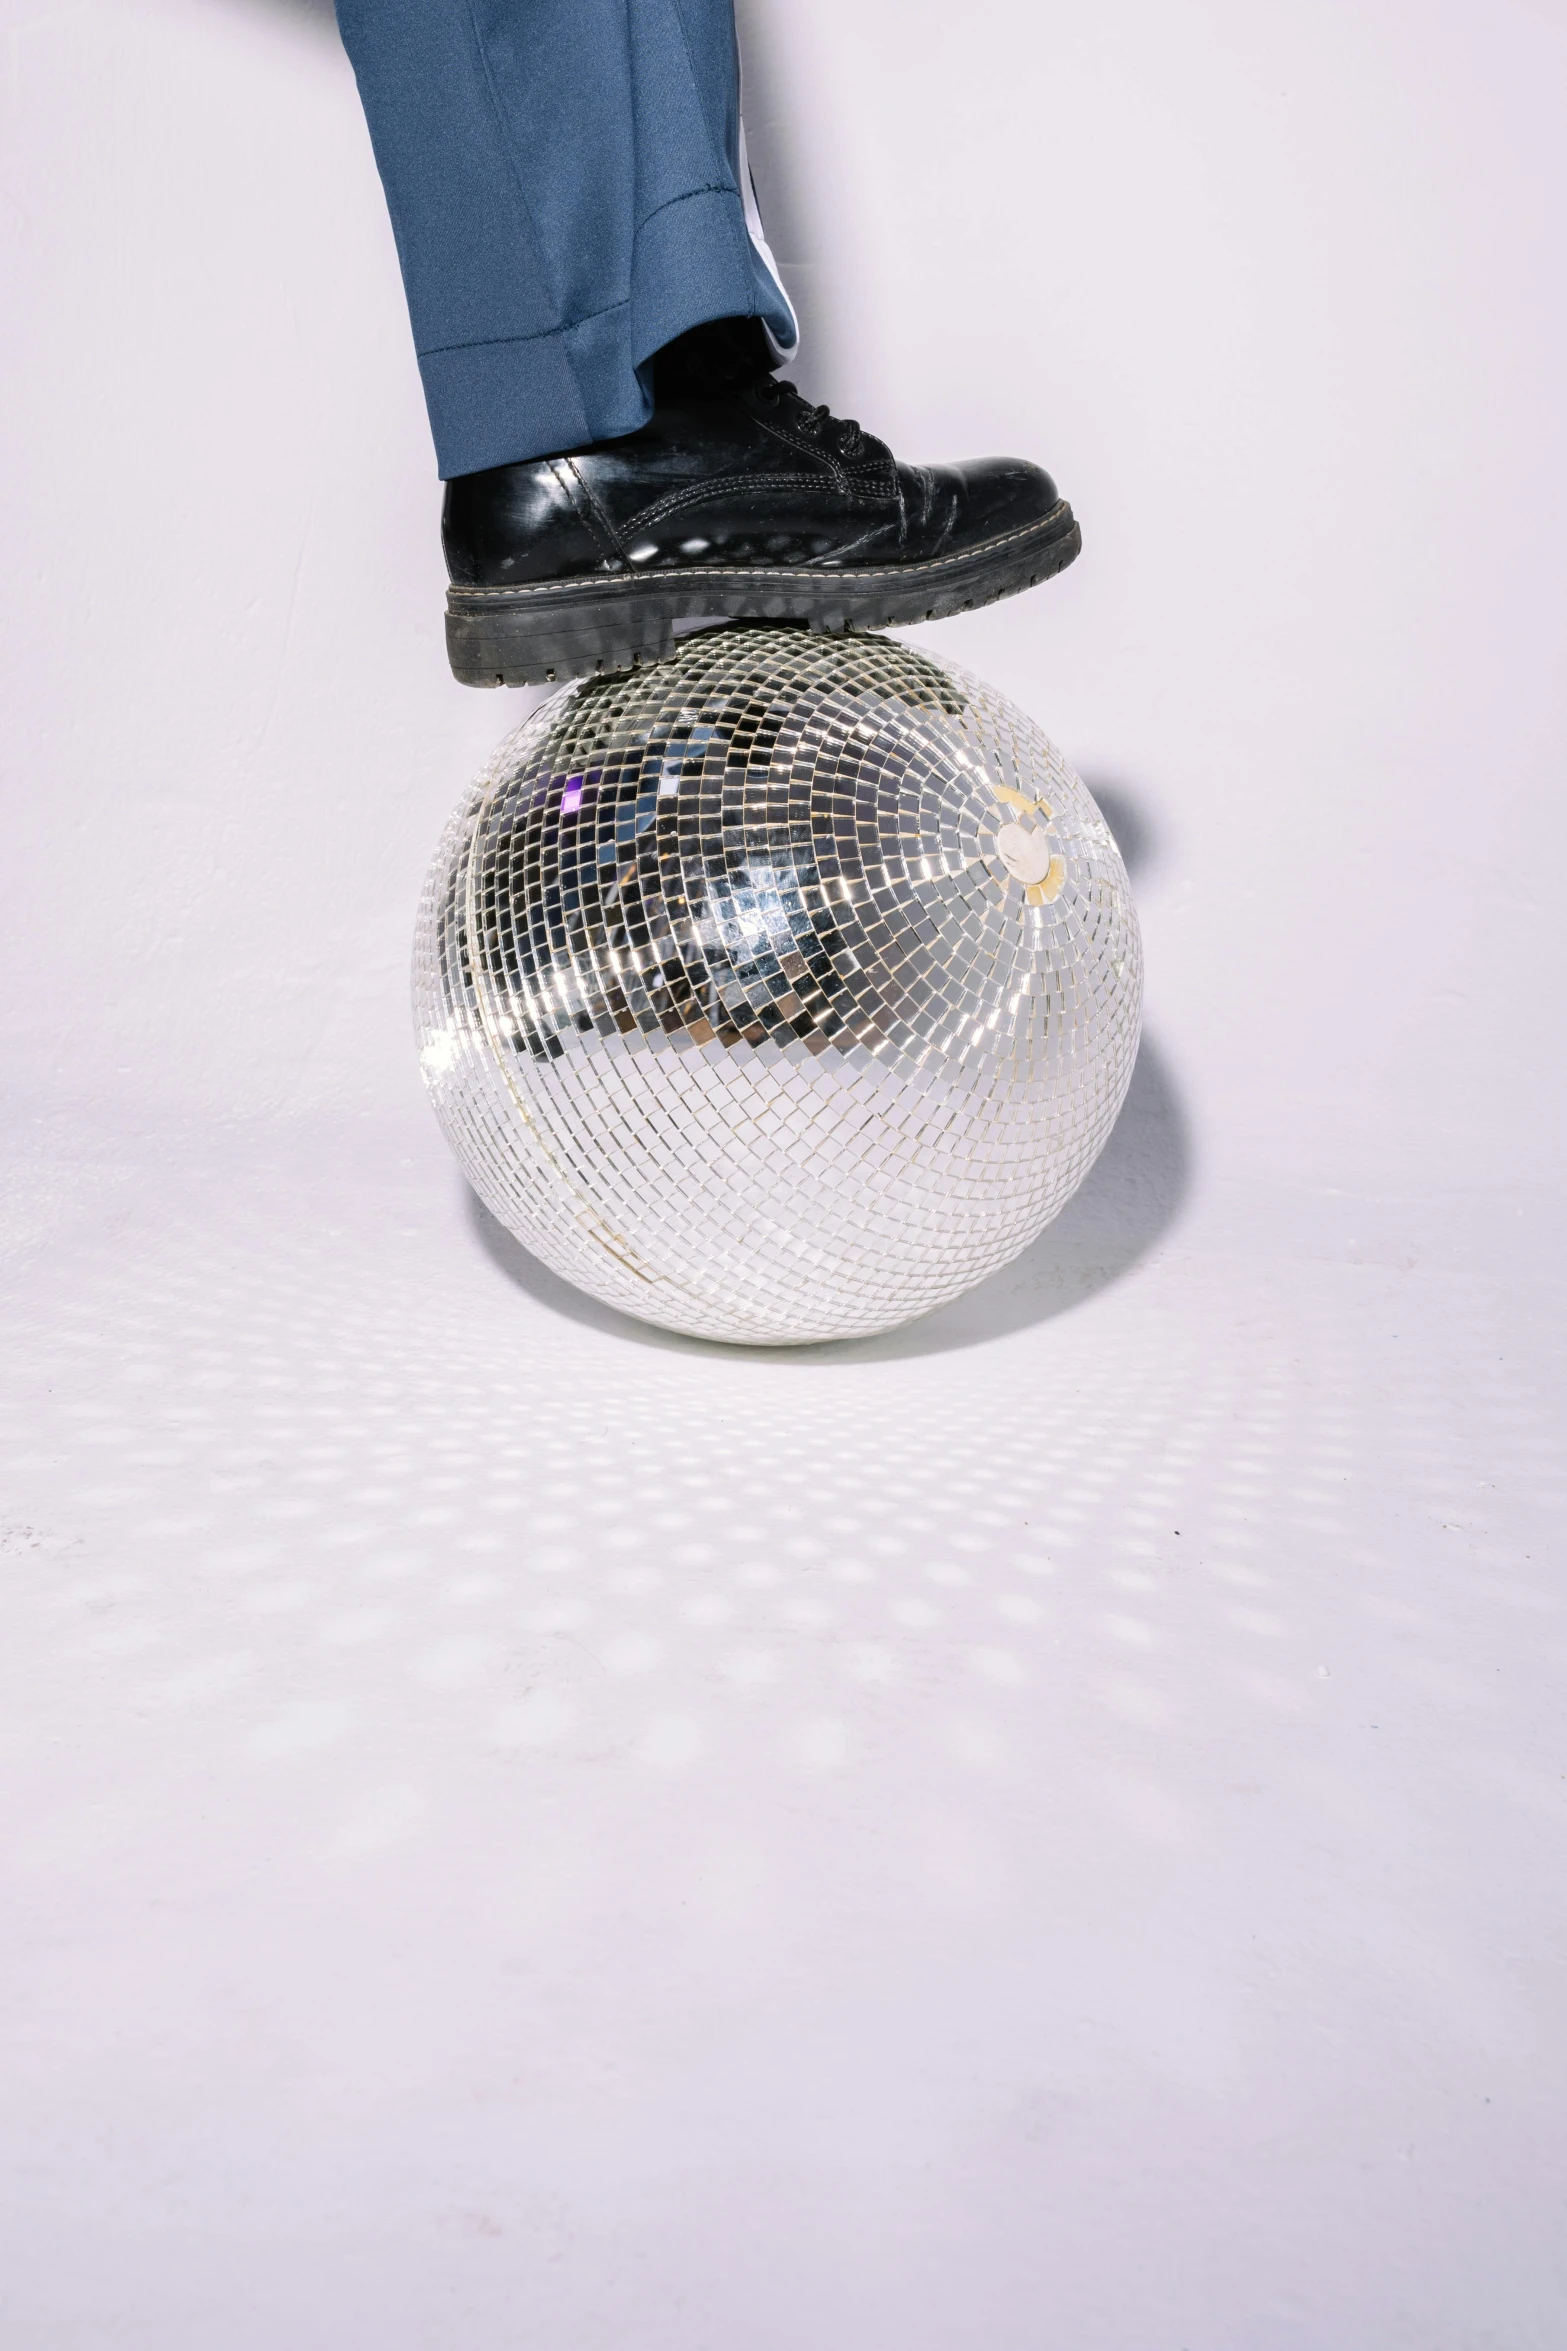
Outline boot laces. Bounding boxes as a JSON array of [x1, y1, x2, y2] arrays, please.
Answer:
[[755, 376, 866, 461]]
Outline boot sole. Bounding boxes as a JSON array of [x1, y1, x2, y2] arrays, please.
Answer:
[[445, 503, 1080, 688]]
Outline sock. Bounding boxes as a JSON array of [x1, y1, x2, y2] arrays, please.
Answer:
[[651, 316, 775, 402]]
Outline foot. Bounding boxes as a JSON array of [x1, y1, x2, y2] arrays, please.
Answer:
[[442, 322, 1080, 688]]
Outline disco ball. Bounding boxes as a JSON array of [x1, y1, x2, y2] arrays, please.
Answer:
[[414, 627, 1141, 1345]]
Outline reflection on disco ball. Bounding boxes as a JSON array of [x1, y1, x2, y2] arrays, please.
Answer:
[[414, 627, 1142, 1345]]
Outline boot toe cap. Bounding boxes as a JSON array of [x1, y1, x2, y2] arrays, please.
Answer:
[[951, 456, 1064, 540]]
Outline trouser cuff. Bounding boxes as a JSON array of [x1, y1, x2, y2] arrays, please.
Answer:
[[420, 187, 795, 480]]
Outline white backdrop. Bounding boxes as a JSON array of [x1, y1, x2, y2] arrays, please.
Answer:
[[3, 2, 1565, 2344]]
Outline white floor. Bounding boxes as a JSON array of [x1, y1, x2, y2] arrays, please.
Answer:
[[4, 1094, 1563, 2347], [4, 0, 1566, 2338]]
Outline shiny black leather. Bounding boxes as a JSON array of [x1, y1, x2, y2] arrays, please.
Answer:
[[443, 379, 1064, 590]]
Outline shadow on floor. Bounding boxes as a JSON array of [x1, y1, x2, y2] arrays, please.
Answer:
[[247, 0, 337, 26], [237, 0, 335, 26], [1080, 773, 1162, 885], [466, 1027, 1191, 1363]]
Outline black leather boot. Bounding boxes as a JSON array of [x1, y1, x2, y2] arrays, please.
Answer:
[[442, 318, 1080, 688]]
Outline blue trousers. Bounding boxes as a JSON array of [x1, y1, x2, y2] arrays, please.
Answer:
[[334, 0, 797, 478]]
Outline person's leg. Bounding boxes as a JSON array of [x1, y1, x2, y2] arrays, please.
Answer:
[[338, 0, 1079, 685], [334, 0, 796, 478]]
